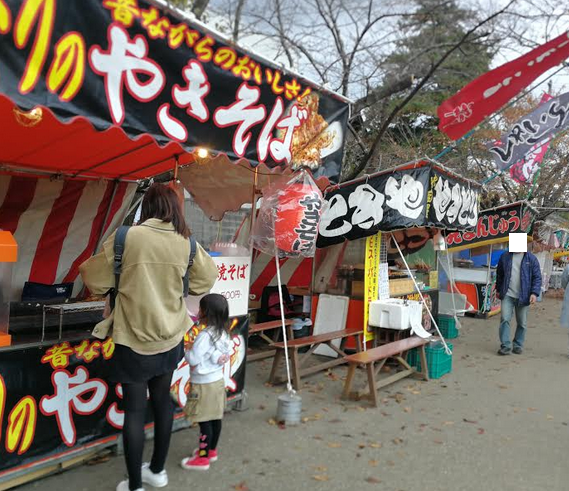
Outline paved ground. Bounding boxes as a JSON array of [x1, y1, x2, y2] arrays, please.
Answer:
[[20, 296, 569, 491]]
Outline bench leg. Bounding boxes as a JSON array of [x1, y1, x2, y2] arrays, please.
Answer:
[[366, 362, 379, 407], [291, 347, 301, 391], [342, 363, 357, 400], [419, 345, 429, 381], [269, 348, 284, 384]]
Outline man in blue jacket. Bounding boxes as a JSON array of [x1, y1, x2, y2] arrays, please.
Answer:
[[496, 249, 542, 355]]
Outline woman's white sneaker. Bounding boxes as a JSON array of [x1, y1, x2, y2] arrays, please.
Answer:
[[116, 480, 144, 491], [141, 463, 168, 488]]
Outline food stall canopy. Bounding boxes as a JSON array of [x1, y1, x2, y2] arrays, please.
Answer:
[[316, 160, 481, 248], [178, 156, 329, 221], [0, 0, 350, 183], [445, 201, 537, 253]]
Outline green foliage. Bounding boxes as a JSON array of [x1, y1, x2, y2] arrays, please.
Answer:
[[384, 0, 493, 126]]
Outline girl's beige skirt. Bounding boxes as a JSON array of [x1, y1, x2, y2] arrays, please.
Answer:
[[184, 379, 225, 423]]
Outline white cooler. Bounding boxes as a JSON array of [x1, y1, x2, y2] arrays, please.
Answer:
[[369, 298, 422, 330]]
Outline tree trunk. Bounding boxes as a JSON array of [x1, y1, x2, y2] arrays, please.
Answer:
[[233, 0, 246, 42], [192, 0, 210, 20]]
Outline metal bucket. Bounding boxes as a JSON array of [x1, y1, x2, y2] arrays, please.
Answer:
[[276, 393, 302, 426]]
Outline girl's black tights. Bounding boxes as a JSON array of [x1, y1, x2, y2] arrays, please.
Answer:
[[122, 371, 174, 491], [198, 420, 222, 457]]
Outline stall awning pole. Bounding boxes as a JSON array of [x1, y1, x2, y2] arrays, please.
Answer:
[[93, 180, 120, 254]]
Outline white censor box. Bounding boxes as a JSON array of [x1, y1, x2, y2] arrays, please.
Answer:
[[185, 255, 251, 318]]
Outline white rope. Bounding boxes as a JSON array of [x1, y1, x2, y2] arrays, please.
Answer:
[[273, 244, 295, 394], [392, 238, 452, 355], [444, 249, 462, 329]]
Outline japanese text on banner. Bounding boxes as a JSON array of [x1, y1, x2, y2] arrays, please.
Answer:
[[364, 233, 381, 342]]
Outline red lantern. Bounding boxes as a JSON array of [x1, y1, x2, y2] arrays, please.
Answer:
[[274, 183, 323, 255]]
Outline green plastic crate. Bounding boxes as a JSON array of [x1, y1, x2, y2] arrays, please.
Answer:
[[405, 342, 453, 379], [438, 316, 459, 339]]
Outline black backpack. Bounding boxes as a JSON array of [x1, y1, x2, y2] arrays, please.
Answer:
[[109, 225, 197, 309]]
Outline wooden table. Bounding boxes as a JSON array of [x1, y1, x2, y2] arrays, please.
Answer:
[[247, 319, 294, 362]]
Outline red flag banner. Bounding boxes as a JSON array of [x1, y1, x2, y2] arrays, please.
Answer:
[[438, 31, 569, 140]]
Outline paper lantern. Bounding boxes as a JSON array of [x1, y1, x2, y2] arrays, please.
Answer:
[[252, 170, 323, 258], [274, 183, 323, 254]]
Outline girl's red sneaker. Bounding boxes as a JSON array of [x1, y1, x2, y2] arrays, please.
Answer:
[[181, 455, 210, 471]]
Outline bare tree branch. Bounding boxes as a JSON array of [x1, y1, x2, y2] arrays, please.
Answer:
[[343, 0, 517, 182]]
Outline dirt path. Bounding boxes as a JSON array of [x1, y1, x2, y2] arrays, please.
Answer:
[[19, 296, 569, 491]]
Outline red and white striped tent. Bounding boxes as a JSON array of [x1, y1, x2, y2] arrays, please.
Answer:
[[0, 175, 136, 300]]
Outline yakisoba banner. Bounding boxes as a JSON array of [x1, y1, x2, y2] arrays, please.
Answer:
[[0, 317, 248, 474], [0, 0, 349, 182]]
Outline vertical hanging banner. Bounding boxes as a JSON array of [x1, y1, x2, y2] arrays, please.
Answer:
[[364, 233, 381, 342], [488, 92, 569, 174], [438, 31, 569, 140]]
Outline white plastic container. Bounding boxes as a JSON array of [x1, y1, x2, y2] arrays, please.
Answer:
[[368, 298, 422, 330]]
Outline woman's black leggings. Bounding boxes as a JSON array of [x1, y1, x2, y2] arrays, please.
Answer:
[[122, 371, 174, 491], [198, 420, 222, 457]]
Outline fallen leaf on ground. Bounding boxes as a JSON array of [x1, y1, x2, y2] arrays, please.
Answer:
[[329, 418, 343, 424], [313, 435, 323, 441], [312, 475, 330, 482], [267, 418, 277, 426], [313, 465, 328, 472], [463, 419, 478, 424], [392, 438, 403, 445], [369, 442, 382, 448], [365, 477, 382, 484], [328, 442, 342, 448], [433, 439, 444, 445], [403, 407, 411, 413], [233, 482, 249, 491], [527, 407, 537, 412], [498, 385, 508, 389], [443, 421, 454, 426], [368, 460, 379, 467], [477, 428, 485, 435], [547, 415, 554, 420]]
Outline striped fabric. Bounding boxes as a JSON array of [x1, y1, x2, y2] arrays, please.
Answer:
[[0, 175, 136, 300]]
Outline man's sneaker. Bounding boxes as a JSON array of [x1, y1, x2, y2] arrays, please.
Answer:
[[193, 448, 218, 462], [513, 347, 523, 355], [116, 480, 144, 491], [181, 456, 210, 471], [497, 347, 511, 356], [141, 462, 168, 487]]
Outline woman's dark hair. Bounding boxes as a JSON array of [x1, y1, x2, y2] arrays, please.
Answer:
[[199, 293, 230, 339], [140, 183, 191, 238]]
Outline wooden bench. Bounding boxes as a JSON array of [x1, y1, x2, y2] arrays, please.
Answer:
[[247, 319, 293, 362], [342, 336, 431, 407], [269, 329, 363, 391]]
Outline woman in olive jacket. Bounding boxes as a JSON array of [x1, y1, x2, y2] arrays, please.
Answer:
[[80, 183, 217, 491]]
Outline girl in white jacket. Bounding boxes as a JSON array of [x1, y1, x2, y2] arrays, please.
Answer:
[[182, 294, 233, 471]]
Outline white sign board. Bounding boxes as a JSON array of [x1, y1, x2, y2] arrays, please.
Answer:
[[379, 263, 390, 300], [185, 255, 251, 318]]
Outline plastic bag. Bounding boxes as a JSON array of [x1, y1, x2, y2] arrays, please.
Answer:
[[251, 170, 323, 258]]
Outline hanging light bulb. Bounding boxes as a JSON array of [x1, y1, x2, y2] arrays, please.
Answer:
[[433, 230, 446, 251], [196, 147, 209, 159]]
